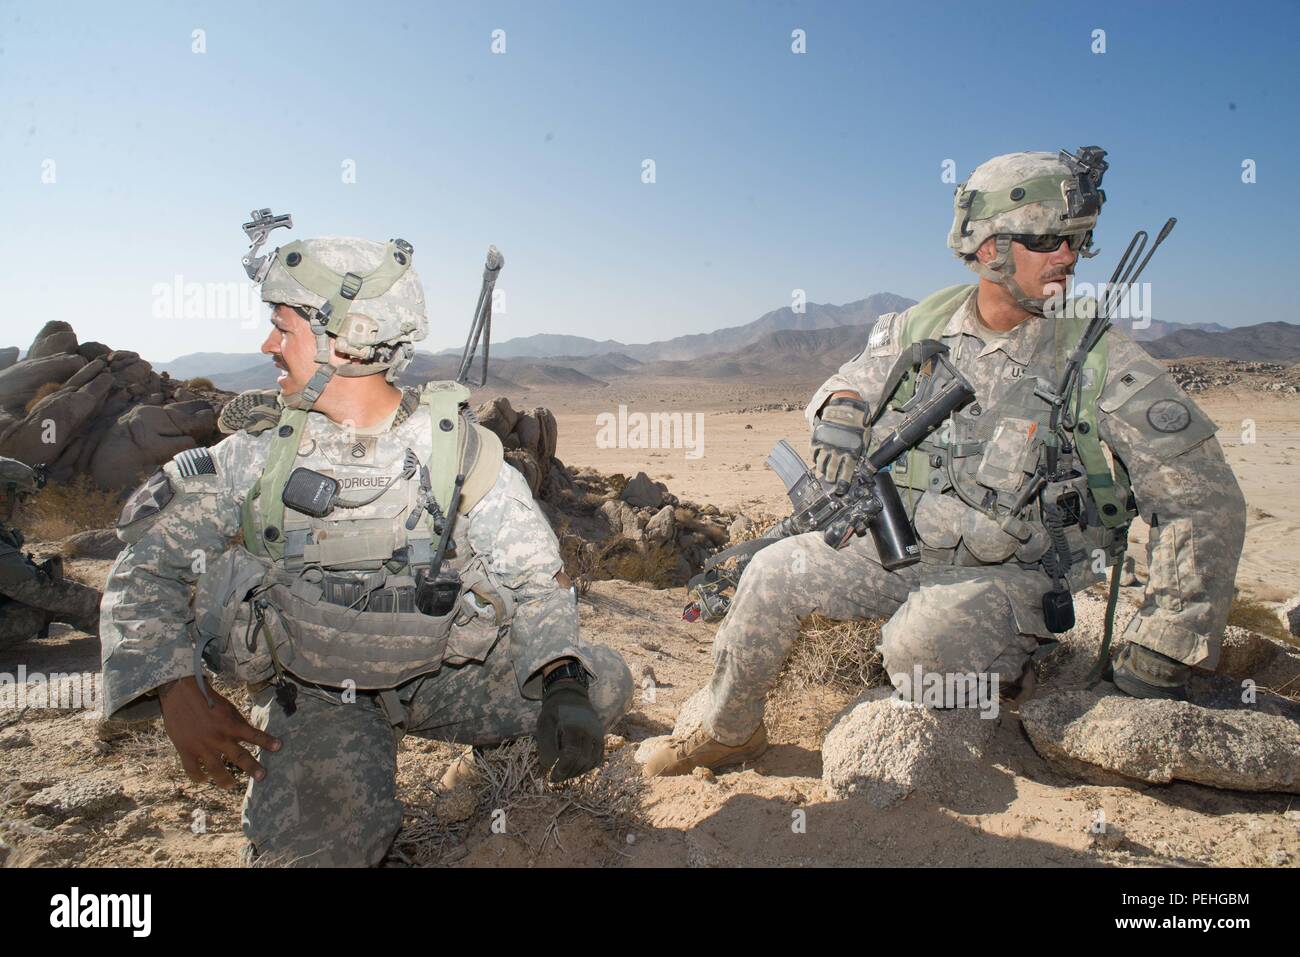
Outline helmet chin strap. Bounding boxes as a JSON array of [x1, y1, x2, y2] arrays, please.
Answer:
[[280, 323, 396, 412], [972, 236, 1050, 317]]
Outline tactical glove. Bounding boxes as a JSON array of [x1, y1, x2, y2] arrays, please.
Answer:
[[536, 676, 604, 782], [812, 395, 869, 484]]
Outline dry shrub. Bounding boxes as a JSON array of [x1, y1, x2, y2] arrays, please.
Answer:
[[1228, 594, 1294, 647], [15, 474, 126, 541], [186, 377, 216, 391], [24, 381, 65, 414], [389, 738, 645, 867], [607, 542, 679, 589], [777, 614, 886, 694]]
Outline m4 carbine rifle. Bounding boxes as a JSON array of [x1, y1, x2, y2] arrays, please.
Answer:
[[683, 350, 976, 622]]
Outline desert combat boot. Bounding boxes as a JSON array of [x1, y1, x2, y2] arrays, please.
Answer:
[[642, 723, 768, 777]]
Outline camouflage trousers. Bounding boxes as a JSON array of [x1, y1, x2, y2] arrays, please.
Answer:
[[240, 638, 633, 867], [0, 541, 102, 647], [704, 530, 1056, 745]]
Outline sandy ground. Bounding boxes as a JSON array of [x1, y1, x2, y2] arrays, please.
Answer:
[[1, 378, 1297, 868]]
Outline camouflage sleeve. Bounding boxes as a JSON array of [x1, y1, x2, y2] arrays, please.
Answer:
[[1096, 332, 1247, 667], [463, 462, 595, 699], [99, 432, 267, 720], [805, 309, 911, 431]]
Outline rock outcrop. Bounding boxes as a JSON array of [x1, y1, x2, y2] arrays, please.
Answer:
[[0, 322, 225, 491]]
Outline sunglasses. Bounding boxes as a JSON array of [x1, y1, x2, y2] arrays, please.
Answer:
[[1006, 232, 1092, 253]]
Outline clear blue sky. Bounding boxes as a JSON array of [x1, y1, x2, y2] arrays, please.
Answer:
[[2, 0, 1297, 362]]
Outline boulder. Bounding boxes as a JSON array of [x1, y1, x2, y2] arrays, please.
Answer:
[[1020, 689, 1300, 793], [63, 358, 107, 391], [821, 687, 999, 807], [645, 505, 676, 545], [77, 341, 112, 363], [0, 353, 86, 411], [621, 471, 668, 509], [25, 321, 79, 361], [0, 371, 113, 464], [24, 780, 125, 821], [0, 347, 18, 372], [476, 396, 519, 441], [89, 401, 216, 489], [727, 514, 754, 542]]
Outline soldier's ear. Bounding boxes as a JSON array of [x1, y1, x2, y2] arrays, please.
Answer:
[[975, 236, 997, 264]]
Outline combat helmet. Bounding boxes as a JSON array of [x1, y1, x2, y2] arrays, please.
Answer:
[[947, 147, 1108, 315], [240, 210, 427, 411], [0, 456, 45, 521]]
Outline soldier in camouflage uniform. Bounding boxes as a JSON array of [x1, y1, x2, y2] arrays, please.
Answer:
[[100, 223, 633, 865], [0, 457, 101, 649], [646, 148, 1246, 776]]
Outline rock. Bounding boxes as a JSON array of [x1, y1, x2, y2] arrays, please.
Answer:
[[1279, 594, 1300, 638], [1089, 822, 1126, 849], [727, 515, 754, 542], [504, 448, 543, 496], [621, 471, 668, 509], [1215, 626, 1300, 690], [0, 347, 18, 372], [476, 396, 519, 441], [644, 505, 676, 545], [88, 401, 216, 489], [111, 807, 160, 841], [599, 499, 643, 541], [77, 341, 112, 363], [604, 734, 627, 751], [671, 687, 712, 738], [1020, 689, 1300, 793], [692, 766, 716, 783], [24, 780, 126, 820], [63, 358, 107, 391], [26, 321, 80, 361], [0, 730, 32, 750], [0, 353, 86, 411], [60, 527, 124, 561], [0, 371, 113, 463], [515, 412, 541, 454], [821, 687, 999, 808], [434, 785, 479, 824]]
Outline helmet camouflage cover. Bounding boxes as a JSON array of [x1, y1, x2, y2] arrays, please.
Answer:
[[947, 147, 1107, 314], [243, 216, 428, 409]]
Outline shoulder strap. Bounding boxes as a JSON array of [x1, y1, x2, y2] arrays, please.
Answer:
[[897, 284, 976, 351], [240, 407, 308, 560], [417, 381, 504, 517], [1053, 311, 1134, 529]]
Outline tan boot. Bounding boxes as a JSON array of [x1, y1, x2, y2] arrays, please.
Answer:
[[643, 723, 768, 778]]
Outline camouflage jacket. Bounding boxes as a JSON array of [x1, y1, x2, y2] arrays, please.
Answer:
[[806, 286, 1247, 667], [100, 391, 587, 720]]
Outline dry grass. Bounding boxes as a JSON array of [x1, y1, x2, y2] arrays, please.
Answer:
[[24, 381, 65, 414], [15, 475, 126, 542], [777, 614, 886, 694], [607, 542, 679, 589], [389, 737, 645, 867], [185, 377, 216, 391]]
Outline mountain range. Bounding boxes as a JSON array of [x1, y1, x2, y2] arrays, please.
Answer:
[[155, 293, 1299, 392]]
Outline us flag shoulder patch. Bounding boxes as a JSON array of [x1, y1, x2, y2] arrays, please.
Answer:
[[173, 447, 217, 478], [867, 312, 896, 356]]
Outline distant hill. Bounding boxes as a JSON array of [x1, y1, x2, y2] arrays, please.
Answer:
[[435, 292, 917, 363], [1122, 319, 1230, 342], [155, 352, 273, 379], [1140, 321, 1300, 362]]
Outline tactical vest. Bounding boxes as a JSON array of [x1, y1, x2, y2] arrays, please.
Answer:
[[193, 381, 509, 691], [873, 285, 1135, 579]]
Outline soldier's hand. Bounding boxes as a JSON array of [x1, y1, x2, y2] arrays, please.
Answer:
[[536, 679, 603, 783], [157, 676, 281, 790], [812, 394, 869, 484]]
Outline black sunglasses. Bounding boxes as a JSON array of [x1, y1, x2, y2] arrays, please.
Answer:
[[1006, 231, 1092, 253]]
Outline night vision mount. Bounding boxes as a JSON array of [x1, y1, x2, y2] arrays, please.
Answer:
[[1059, 146, 1108, 220], [241, 208, 294, 282]]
